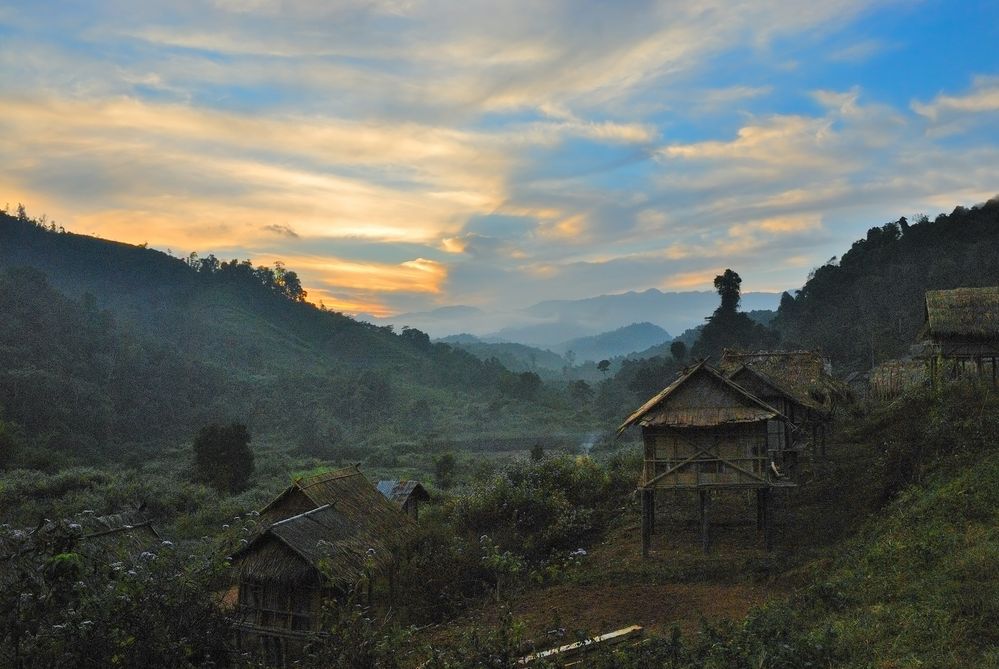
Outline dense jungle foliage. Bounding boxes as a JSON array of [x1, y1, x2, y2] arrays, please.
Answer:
[[774, 197, 999, 370], [0, 208, 610, 472], [3, 382, 997, 667]]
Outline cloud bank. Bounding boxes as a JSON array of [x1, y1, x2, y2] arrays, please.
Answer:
[[0, 1, 997, 317]]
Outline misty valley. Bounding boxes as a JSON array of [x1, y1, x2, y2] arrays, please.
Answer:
[[2, 200, 999, 667]]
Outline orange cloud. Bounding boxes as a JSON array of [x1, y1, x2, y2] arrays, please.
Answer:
[[270, 255, 448, 295], [728, 215, 822, 238], [662, 269, 721, 290], [304, 289, 394, 317]]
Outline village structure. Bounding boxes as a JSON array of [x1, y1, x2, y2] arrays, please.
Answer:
[[920, 287, 999, 385], [869, 287, 999, 399], [376, 479, 431, 519], [230, 466, 417, 666], [619, 352, 844, 557]]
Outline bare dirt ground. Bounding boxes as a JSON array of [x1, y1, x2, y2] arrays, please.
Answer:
[[425, 492, 794, 651]]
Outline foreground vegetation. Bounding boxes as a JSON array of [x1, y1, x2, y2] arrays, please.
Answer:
[[2, 382, 998, 667]]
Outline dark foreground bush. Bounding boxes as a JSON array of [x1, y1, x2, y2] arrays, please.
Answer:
[[0, 516, 233, 667]]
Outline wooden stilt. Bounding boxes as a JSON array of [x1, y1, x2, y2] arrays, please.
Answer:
[[699, 490, 710, 554], [640, 489, 652, 559], [763, 488, 774, 552], [648, 488, 656, 536], [756, 488, 766, 531]]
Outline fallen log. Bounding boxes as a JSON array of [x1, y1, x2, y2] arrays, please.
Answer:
[[519, 625, 644, 666]]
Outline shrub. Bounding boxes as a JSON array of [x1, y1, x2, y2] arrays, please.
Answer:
[[0, 516, 233, 667], [193, 423, 255, 493]]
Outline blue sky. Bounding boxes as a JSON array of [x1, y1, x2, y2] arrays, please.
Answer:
[[1, 0, 997, 316]]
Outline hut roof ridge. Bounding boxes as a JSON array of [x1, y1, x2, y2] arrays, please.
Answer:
[[617, 360, 787, 434], [925, 286, 999, 340]]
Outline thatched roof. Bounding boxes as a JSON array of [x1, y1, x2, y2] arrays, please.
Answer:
[[718, 350, 846, 412], [925, 287, 999, 341], [3, 511, 161, 562], [376, 480, 430, 507], [617, 360, 785, 434], [233, 502, 404, 587], [261, 465, 413, 526], [79, 513, 161, 557], [726, 364, 809, 412], [238, 466, 415, 586]]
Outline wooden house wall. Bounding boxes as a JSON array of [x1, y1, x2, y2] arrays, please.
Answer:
[[642, 422, 772, 489], [237, 579, 325, 632]]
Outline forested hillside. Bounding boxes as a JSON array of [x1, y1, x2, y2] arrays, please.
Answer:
[[775, 198, 999, 370], [0, 209, 588, 468]]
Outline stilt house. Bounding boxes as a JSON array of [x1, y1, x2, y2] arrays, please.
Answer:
[[231, 466, 414, 665], [922, 287, 999, 384], [617, 361, 797, 556], [376, 480, 430, 520], [718, 350, 846, 456]]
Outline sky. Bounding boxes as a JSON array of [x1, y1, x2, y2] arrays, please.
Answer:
[[1, 0, 998, 317]]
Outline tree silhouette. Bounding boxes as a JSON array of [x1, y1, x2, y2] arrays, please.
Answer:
[[692, 269, 778, 360], [192, 423, 254, 493], [670, 340, 687, 361], [714, 269, 742, 313]]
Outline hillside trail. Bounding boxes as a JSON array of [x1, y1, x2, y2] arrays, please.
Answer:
[[420, 432, 881, 652], [431, 491, 796, 648]]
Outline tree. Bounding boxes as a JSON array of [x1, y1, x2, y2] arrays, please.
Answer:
[[434, 452, 457, 489], [192, 423, 254, 493], [569, 379, 594, 404], [669, 340, 687, 361], [597, 359, 610, 376], [714, 268, 742, 313], [691, 269, 778, 360], [530, 442, 544, 461], [0, 418, 25, 470]]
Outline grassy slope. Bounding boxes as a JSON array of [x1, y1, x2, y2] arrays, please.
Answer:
[[425, 386, 999, 667], [801, 447, 999, 667]]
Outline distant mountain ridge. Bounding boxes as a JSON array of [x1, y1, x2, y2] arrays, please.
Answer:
[[438, 321, 674, 374], [364, 288, 781, 347], [553, 322, 671, 362]]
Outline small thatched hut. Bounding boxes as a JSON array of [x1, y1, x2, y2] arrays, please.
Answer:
[[922, 287, 999, 384], [618, 360, 797, 556], [231, 466, 414, 665], [376, 480, 430, 519], [718, 349, 847, 455]]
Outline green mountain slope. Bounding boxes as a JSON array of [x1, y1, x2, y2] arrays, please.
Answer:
[[775, 198, 999, 370], [0, 211, 571, 465], [777, 383, 999, 667]]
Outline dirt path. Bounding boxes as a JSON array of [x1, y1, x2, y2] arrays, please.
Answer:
[[427, 503, 790, 648]]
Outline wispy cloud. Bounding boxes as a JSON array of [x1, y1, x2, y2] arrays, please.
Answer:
[[912, 76, 999, 121], [0, 1, 997, 319]]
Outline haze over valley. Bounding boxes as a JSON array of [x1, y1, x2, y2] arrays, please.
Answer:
[[1, 1, 998, 667]]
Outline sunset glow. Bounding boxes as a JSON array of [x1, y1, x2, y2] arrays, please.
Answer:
[[1, 1, 997, 316]]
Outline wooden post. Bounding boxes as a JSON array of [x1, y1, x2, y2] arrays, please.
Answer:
[[699, 490, 710, 554], [755, 488, 766, 531], [640, 489, 652, 558], [763, 488, 774, 551], [648, 488, 656, 536], [992, 357, 996, 387]]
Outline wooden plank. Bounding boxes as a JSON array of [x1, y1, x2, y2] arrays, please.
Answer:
[[640, 490, 651, 558], [763, 489, 774, 551], [701, 491, 711, 551], [519, 625, 644, 666]]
